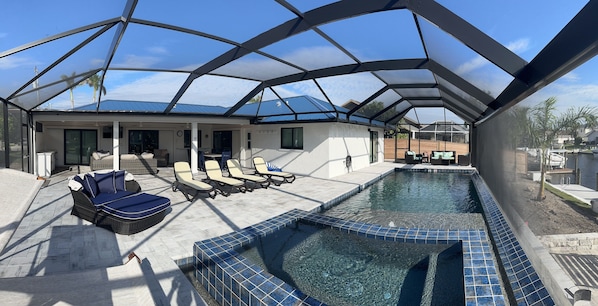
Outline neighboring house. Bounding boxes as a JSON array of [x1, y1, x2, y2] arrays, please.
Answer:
[[586, 130, 598, 145], [553, 134, 574, 147], [32, 96, 385, 179]]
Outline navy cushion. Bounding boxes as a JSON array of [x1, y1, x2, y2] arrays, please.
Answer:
[[114, 170, 126, 191], [102, 193, 170, 220], [91, 190, 135, 207], [95, 171, 116, 194], [84, 174, 99, 198]]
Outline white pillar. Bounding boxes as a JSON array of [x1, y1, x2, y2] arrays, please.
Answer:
[[191, 122, 198, 174], [113, 121, 120, 171], [32, 120, 39, 176]]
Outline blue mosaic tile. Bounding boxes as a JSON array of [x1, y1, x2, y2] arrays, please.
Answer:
[[471, 173, 555, 306]]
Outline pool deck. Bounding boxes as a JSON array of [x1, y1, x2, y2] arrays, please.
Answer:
[[0, 162, 590, 305], [0, 162, 412, 305]]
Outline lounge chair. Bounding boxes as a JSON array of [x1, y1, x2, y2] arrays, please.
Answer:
[[172, 162, 217, 200], [204, 160, 246, 196], [226, 159, 270, 191], [252, 156, 296, 186]]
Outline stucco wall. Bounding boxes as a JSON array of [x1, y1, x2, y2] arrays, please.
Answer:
[[249, 122, 382, 179]]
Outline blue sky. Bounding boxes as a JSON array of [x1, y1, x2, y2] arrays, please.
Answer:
[[1, 1, 595, 124]]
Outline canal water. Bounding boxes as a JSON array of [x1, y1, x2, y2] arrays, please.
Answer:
[[554, 152, 598, 190]]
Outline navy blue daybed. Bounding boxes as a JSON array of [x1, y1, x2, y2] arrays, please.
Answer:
[[68, 170, 170, 235]]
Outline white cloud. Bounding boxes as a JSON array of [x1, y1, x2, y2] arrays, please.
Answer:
[[506, 38, 530, 54], [103, 71, 187, 102], [560, 72, 580, 82], [0, 56, 30, 70], [147, 46, 168, 55], [113, 55, 162, 69], [455, 38, 530, 76]]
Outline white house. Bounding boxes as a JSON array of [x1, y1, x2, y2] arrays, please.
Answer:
[[32, 97, 385, 179]]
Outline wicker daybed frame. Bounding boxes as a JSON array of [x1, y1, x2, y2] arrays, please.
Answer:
[[69, 172, 170, 235]]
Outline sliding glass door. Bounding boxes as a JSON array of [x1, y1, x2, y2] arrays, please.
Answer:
[[64, 129, 97, 165], [128, 130, 159, 154]]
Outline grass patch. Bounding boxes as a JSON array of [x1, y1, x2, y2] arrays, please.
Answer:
[[545, 184, 591, 209]]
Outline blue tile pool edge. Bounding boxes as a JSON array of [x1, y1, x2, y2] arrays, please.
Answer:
[[471, 172, 555, 306], [193, 208, 506, 306]]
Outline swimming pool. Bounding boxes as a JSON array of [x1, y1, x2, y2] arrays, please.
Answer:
[[190, 168, 556, 306], [238, 221, 465, 305], [325, 170, 486, 229]]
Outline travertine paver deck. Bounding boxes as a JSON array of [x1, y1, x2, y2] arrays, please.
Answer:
[[0, 162, 403, 305]]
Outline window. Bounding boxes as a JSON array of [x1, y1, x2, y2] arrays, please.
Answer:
[[184, 130, 201, 148], [102, 126, 123, 138], [281, 127, 303, 149], [213, 130, 232, 154], [128, 130, 158, 154]]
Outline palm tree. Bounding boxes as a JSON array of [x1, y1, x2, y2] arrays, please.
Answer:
[[60, 72, 80, 109], [506, 105, 532, 179], [529, 97, 597, 200], [85, 73, 107, 102]]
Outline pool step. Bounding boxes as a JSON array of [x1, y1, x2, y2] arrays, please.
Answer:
[[420, 253, 438, 306]]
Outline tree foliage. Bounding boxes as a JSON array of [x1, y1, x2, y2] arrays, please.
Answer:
[[85, 73, 107, 103], [527, 97, 597, 200], [60, 72, 81, 109]]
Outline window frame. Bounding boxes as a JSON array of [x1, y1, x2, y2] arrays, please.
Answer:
[[281, 127, 303, 150]]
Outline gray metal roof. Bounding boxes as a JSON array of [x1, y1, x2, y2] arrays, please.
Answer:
[[3, 0, 598, 127]]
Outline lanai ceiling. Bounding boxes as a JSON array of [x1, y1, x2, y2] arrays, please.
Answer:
[[2, 0, 598, 127]]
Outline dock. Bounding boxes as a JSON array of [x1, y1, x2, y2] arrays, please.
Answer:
[[549, 182, 598, 206]]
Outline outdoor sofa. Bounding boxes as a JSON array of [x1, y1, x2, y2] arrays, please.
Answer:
[[90, 152, 158, 175], [430, 150, 456, 165], [404, 151, 423, 164], [68, 170, 170, 235]]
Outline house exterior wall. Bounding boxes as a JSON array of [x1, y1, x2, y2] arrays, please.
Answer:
[[248, 122, 382, 179], [586, 131, 598, 144]]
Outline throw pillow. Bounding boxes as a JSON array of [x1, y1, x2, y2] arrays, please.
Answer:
[[71, 175, 86, 194], [97, 152, 111, 159], [141, 152, 154, 159], [83, 174, 99, 198], [95, 171, 116, 194], [114, 170, 126, 192]]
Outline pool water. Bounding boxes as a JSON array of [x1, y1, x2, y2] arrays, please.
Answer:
[[238, 221, 464, 306], [324, 171, 486, 229]]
